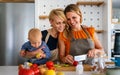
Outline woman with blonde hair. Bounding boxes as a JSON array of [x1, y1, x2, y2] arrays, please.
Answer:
[[42, 8, 67, 62], [24, 8, 67, 63]]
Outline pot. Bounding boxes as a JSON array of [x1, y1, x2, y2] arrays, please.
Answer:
[[111, 55, 120, 67]]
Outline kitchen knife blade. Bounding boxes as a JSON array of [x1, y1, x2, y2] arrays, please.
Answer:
[[74, 54, 87, 61]]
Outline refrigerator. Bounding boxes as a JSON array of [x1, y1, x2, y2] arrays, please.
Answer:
[[0, 3, 35, 65]]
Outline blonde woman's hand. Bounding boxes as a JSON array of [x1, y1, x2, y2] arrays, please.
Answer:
[[25, 46, 45, 58]]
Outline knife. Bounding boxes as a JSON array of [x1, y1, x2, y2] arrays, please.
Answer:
[[74, 54, 87, 61]]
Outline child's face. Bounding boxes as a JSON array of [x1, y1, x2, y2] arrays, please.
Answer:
[[30, 36, 42, 48]]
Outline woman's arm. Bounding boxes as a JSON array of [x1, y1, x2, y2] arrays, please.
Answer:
[[58, 36, 74, 65], [88, 33, 104, 57], [20, 50, 26, 57], [42, 42, 51, 59], [25, 47, 44, 58], [58, 36, 65, 63]]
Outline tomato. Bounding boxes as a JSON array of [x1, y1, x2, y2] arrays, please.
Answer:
[[30, 64, 39, 75], [31, 64, 38, 68], [18, 64, 24, 75], [19, 67, 23, 75], [48, 66, 56, 70], [19, 63, 39, 75], [73, 61, 78, 66], [19, 68, 35, 75], [32, 68, 39, 75], [23, 69, 35, 75], [46, 61, 54, 69]]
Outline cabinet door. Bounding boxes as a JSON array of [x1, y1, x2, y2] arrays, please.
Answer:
[[112, 0, 120, 24]]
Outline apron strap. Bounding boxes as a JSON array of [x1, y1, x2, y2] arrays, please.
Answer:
[[81, 25, 91, 39], [45, 30, 50, 43]]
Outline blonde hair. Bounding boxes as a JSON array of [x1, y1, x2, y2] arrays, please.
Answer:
[[63, 4, 83, 40], [28, 28, 42, 42], [49, 8, 67, 23]]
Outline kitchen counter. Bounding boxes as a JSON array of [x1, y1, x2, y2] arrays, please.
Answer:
[[0, 66, 18, 75], [0, 66, 93, 75]]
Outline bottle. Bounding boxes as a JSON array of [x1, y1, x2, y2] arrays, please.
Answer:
[[97, 52, 106, 73], [76, 61, 83, 75], [91, 52, 106, 75]]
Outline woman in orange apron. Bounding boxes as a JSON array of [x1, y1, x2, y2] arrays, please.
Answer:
[[59, 4, 104, 65]]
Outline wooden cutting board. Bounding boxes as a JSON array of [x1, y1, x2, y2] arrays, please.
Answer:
[[55, 64, 93, 71], [39, 64, 93, 71]]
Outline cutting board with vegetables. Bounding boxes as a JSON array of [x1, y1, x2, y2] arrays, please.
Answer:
[[39, 64, 93, 71], [55, 64, 76, 71]]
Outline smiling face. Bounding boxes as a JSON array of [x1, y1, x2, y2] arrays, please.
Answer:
[[28, 28, 42, 48], [50, 15, 66, 32], [64, 4, 83, 30], [49, 9, 66, 32], [66, 11, 81, 30]]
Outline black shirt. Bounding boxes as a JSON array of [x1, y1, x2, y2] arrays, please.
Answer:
[[42, 30, 58, 51]]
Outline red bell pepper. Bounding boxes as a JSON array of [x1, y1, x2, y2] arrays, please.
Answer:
[[18, 63, 39, 75]]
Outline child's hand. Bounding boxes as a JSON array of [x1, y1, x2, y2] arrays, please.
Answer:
[[36, 53, 46, 59], [36, 53, 41, 59], [36, 46, 46, 59]]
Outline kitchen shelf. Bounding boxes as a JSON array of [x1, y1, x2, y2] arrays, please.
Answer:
[[76, 1, 104, 6], [0, 0, 34, 3], [39, 15, 48, 19], [95, 30, 104, 33], [112, 22, 120, 24]]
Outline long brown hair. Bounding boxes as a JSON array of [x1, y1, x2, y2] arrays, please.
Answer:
[[63, 4, 83, 40]]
